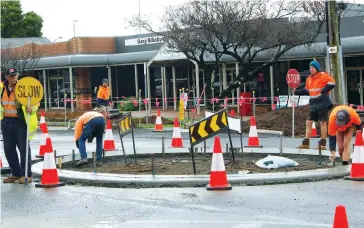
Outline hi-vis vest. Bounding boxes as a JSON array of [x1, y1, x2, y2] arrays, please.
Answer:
[[305, 72, 336, 98], [97, 86, 110, 100], [0, 82, 39, 140]]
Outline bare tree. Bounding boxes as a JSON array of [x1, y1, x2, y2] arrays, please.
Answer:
[[1, 43, 43, 77], [131, 0, 326, 101]]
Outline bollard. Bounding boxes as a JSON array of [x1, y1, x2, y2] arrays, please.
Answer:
[[102, 149, 105, 159], [279, 132, 283, 156], [57, 157, 63, 169], [162, 137, 165, 158], [54, 150, 57, 168], [92, 152, 96, 174], [204, 141, 206, 154], [151, 153, 155, 177], [317, 141, 322, 165], [72, 149, 75, 164], [226, 143, 229, 154]]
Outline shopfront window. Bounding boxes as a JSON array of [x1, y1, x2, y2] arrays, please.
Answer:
[[47, 68, 76, 109]]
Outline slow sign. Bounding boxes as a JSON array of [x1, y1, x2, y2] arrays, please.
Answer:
[[286, 69, 301, 89], [15, 77, 44, 106]]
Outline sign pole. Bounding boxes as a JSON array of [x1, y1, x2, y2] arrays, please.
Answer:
[[131, 122, 137, 166], [191, 145, 196, 175], [24, 96, 31, 185], [292, 92, 295, 139], [240, 115, 244, 162], [120, 136, 127, 165], [286, 69, 301, 140]]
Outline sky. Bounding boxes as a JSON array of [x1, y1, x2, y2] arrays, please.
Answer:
[[20, 0, 186, 42]]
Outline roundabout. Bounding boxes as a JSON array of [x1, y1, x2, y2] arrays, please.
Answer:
[[32, 147, 351, 188]]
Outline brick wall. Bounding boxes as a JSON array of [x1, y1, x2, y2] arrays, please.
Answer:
[[81, 37, 116, 53], [74, 67, 92, 110], [2, 37, 116, 59]]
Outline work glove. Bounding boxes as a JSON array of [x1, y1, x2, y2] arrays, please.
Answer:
[[76, 140, 79, 149]]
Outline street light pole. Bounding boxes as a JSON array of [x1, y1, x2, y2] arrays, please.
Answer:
[[73, 20, 78, 37]]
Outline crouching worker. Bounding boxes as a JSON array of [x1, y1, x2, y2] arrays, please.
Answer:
[[328, 105, 363, 165], [74, 107, 108, 166]]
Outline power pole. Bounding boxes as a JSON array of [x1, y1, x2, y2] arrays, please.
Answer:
[[327, 0, 345, 104]]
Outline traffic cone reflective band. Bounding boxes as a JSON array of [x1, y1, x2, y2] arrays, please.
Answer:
[[154, 109, 163, 131], [247, 116, 262, 147], [171, 118, 183, 148], [345, 130, 364, 181], [35, 151, 65, 188], [104, 119, 116, 151], [311, 122, 319, 138], [39, 110, 47, 132], [333, 205, 349, 228], [37, 123, 53, 158], [206, 136, 232, 191]]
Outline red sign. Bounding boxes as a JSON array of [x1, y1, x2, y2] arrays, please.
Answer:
[[286, 69, 301, 89]]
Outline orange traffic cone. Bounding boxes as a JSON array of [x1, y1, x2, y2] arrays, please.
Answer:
[[39, 110, 47, 132], [35, 150, 65, 188], [333, 205, 349, 228], [103, 119, 116, 151], [0, 156, 11, 174], [311, 121, 319, 138], [206, 136, 232, 191], [37, 121, 54, 159], [246, 116, 262, 147], [344, 130, 364, 181], [154, 109, 163, 131], [171, 118, 183, 148]]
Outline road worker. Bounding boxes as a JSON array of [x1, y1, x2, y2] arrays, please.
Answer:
[[328, 105, 363, 165], [96, 78, 113, 109], [74, 107, 109, 166], [1, 68, 39, 184], [293, 60, 335, 150]]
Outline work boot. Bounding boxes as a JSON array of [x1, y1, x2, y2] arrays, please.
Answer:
[[3, 176, 20, 183], [319, 138, 327, 150], [76, 159, 88, 166], [296, 138, 310, 149], [314, 138, 327, 150], [18, 177, 33, 184], [96, 161, 102, 166]]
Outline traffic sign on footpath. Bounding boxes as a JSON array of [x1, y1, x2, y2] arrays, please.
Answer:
[[286, 69, 301, 139]]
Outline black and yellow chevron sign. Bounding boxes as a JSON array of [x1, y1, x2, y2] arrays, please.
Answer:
[[118, 113, 132, 137], [189, 110, 228, 146]]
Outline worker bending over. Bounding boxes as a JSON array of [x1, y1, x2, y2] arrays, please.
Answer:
[[74, 107, 108, 166], [328, 105, 363, 165]]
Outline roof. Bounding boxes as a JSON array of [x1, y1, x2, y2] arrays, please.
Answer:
[[1, 37, 52, 48], [34, 50, 157, 69], [32, 35, 364, 69]]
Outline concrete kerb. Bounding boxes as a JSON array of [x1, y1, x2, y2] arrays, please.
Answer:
[[31, 148, 351, 188]]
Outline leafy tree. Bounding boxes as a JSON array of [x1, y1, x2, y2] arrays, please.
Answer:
[[1, 1, 43, 38]]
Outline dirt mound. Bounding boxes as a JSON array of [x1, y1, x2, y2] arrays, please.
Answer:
[[244, 105, 345, 137]]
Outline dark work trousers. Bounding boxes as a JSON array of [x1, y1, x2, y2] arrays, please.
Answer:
[[1, 117, 32, 177]]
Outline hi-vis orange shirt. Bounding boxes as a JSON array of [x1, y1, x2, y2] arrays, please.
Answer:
[[74, 111, 105, 141], [97, 86, 110, 100], [328, 105, 361, 136], [305, 72, 335, 98]]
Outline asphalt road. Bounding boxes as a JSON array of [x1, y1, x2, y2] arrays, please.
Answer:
[[1, 180, 363, 228]]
